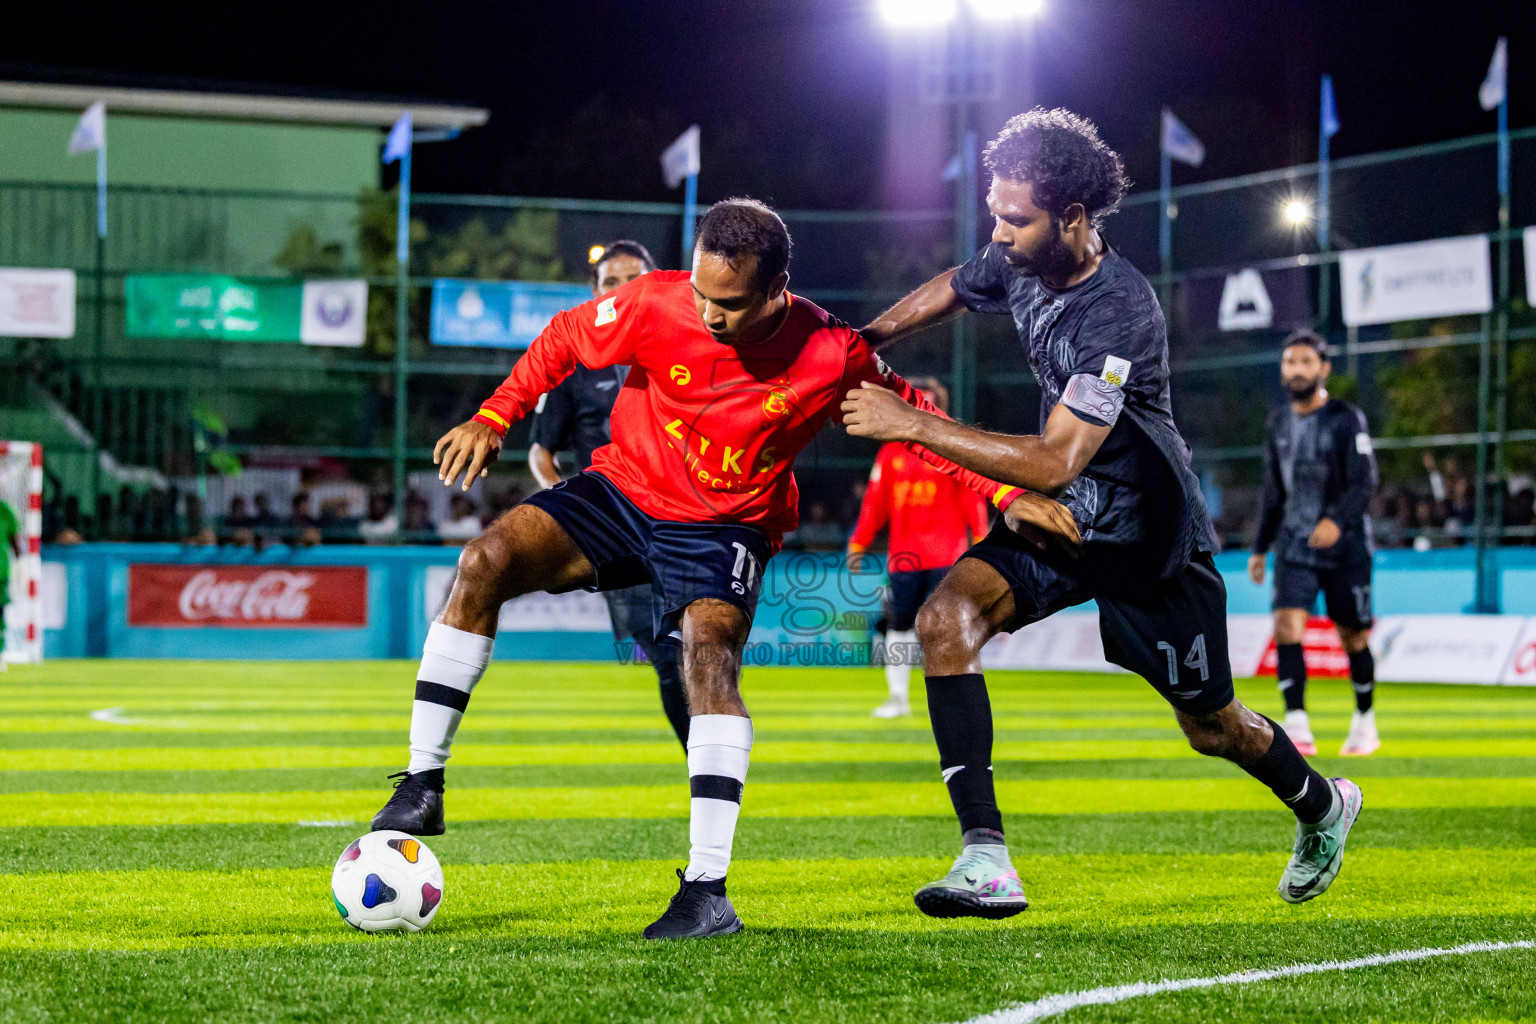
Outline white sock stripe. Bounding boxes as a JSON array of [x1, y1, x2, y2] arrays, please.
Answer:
[[688, 743, 751, 781], [952, 941, 1536, 1024], [423, 621, 495, 667], [687, 714, 753, 751], [941, 766, 965, 783], [1284, 777, 1309, 804], [1277, 679, 1295, 690]]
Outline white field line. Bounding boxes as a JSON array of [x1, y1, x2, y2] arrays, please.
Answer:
[[954, 939, 1536, 1024]]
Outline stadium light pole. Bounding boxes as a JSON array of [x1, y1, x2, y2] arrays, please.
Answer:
[[880, 0, 1042, 424]]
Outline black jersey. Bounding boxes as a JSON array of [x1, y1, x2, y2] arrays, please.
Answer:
[[1254, 398, 1377, 568], [527, 364, 630, 472], [951, 242, 1215, 578]]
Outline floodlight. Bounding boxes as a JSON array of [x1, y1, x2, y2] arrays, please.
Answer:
[[588, 245, 606, 263], [969, 0, 1044, 20], [1283, 199, 1311, 226], [879, 0, 959, 26]]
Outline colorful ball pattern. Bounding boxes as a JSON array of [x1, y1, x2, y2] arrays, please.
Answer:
[[330, 830, 444, 932]]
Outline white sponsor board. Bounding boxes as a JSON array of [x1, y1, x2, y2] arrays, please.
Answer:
[[300, 280, 367, 347], [1217, 269, 1273, 330], [423, 565, 610, 633], [1502, 618, 1536, 686], [40, 561, 67, 630], [981, 612, 1273, 677], [1372, 614, 1528, 685], [0, 268, 76, 338], [1339, 235, 1492, 327]]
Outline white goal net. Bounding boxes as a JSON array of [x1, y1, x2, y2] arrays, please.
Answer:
[[0, 441, 42, 664]]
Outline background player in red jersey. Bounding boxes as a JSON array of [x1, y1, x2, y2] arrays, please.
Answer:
[[370, 197, 1080, 940], [846, 378, 990, 718]]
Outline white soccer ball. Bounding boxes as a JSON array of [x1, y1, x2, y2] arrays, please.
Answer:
[[331, 830, 444, 932]]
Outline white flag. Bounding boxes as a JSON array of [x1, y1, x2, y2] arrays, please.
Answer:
[[1480, 37, 1508, 111], [1161, 108, 1205, 168], [68, 101, 105, 155], [661, 125, 701, 189]]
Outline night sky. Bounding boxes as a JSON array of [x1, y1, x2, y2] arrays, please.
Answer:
[[2, 0, 1527, 206]]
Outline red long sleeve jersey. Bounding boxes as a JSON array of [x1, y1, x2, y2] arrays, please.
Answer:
[[472, 271, 1022, 550], [848, 442, 991, 572]]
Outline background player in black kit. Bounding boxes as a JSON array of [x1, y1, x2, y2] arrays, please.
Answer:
[[528, 239, 690, 748], [1248, 331, 1381, 758], [843, 108, 1362, 917]]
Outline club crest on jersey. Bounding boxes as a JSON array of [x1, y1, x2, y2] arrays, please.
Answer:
[[762, 384, 799, 420], [1101, 355, 1132, 387], [670, 365, 691, 385], [595, 296, 618, 326]]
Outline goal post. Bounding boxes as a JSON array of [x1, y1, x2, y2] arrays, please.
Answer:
[[0, 441, 43, 664]]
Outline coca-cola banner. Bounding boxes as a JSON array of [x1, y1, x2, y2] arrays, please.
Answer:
[[128, 565, 368, 628]]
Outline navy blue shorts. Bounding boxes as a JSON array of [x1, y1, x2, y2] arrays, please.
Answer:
[[521, 471, 773, 639], [960, 523, 1236, 717], [1273, 549, 1373, 631], [883, 567, 950, 632]]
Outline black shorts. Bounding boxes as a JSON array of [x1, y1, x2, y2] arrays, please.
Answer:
[[883, 567, 950, 632], [960, 524, 1235, 717], [603, 584, 657, 644], [521, 470, 773, 640], [1272, 551, 1373, 631]]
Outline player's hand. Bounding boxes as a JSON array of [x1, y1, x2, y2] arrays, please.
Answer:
[[841, 381, 925, 442], [1247, 553, 1267, 585], [845, 547, 871, 572], [1003, 492, 1081, 556], [1308, 517, 1341, 549], [435, 419, 503, 492]]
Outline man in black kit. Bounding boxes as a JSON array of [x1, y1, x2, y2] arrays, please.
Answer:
[[1248, 331, 1380, 758], [527, 239, 690, 748], [841, 108, 1361, 916]]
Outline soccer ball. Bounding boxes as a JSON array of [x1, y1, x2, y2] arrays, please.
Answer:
[[331, 830, 444, 932]]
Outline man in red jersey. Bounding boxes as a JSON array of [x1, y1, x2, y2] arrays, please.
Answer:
[[370, 198, 1080, 940], [846, 378, 991, 718]]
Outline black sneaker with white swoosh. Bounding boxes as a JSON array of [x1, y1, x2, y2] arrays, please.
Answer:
[[642, 869, 744, 940]]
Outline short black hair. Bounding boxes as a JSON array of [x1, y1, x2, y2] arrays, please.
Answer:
[[1281, 329, 1330, 361], [588, 239, 656, 285], [983, 108, 1130, 228], [695, 197, 791, 292]]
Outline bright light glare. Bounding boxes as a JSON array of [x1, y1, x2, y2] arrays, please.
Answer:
[[588, 244, 606, 263], [879, 0, 959, 26], [1283, 199, 1311, 226], [969, 0, 1044, 20]]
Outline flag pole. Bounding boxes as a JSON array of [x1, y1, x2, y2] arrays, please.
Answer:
[[91, 126, 107, 535], [681, 169, 698, 271], [1486, 82, 1511, 608], [1158, 111, 1173, 318], [1317, 75, 1333, 335], [393, 140, 412, 540]]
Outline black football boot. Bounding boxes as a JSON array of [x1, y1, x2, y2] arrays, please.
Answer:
[[370, 769, 445, 836], [642, 869, 744, 940]]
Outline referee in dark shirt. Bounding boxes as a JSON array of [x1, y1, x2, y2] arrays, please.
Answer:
[[527, 240, 689, 748], [1248, 331, 1380, 758]]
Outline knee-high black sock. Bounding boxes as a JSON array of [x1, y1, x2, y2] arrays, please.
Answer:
[[1348, 647, 1375, 713], [925, 673, 1003, 836], [1245, 716, 1334, 824], [1276, 643, 1307, 713], [645, 640, 690, 749]]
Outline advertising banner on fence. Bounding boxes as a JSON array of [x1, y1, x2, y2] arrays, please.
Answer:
[[125, 275, 367, 344], [423, 565, 607, 632], [1371, 614, 1527, 684], [0, 268, 75, 338], [128, 565, 369, 628], [1338, 235, 1492, 327], [430, 279, 592, 349], [1504, 618, 1536, 685], [982, 612, 1274, 677]]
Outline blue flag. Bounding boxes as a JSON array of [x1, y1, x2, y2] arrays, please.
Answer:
[[1161, 108, 1205, 168], [383, 113, 412, 165], [1321, 75, 1340, 139]]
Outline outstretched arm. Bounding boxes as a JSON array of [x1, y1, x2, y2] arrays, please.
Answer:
[[859, 269, 967, 351], [841, 382, 1111, 499]]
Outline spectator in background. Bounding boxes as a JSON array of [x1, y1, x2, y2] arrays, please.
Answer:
[[437, 494, 484, 544], [358, 493, 398, 544], [1508, 487, 1536, 544], [404, 490, 432, 539], [225, 496, 253, 531], [793, 500, 846, 550], [290, 492, 318, 533]]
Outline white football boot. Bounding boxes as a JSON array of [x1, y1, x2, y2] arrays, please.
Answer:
[[1340, 709, 1380, 756], [1284, 709, 1318, 757]]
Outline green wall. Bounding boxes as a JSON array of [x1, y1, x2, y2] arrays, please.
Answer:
[[0, 109, 380, 193]]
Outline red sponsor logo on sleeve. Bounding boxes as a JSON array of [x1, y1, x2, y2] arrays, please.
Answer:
[[128, 565, 368, 628]]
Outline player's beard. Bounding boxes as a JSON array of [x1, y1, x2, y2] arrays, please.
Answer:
[[1285, 375, 1321, 400], [1002, 222, 1076, 279]]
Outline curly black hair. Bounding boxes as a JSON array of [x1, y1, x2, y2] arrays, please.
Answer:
[[696, 197, 792, 292], [983, 108, 1130, 228]]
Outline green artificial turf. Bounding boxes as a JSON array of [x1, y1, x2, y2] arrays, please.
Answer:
[[0, 660, 1531, 1022]]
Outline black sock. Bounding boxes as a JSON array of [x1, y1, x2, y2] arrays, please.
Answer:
[[925, 673, 1003, 835], [1348, 647, 1375, 713], [1246, 716, 1333, 824], [1276, 643, 1307, 712], [645, 640, 690, 749]]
